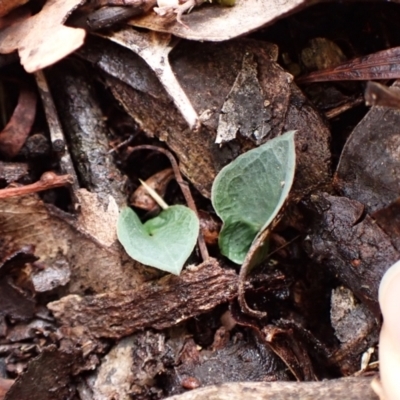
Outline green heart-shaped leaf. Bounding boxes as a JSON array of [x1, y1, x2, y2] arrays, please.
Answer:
[[117, 205, 199, 275], [211, 131, 296, 264]]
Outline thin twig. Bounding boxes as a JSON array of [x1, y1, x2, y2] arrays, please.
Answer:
[[34, 70, 79, 193], [108, 134, 135, 154], [127, 144, 209, 262], [266, 234, 300, 259], [0, 172, 73, 199]]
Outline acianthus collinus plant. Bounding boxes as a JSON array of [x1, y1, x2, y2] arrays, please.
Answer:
[[211, 130, 296, 264], [117, 131, 296, 274]]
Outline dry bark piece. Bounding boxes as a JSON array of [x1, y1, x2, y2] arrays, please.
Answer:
[[0, 0, 86, 73], [128, 0, 310, 42], [46, 61, 126, 209], [4, 345, 79, 400], [0, 194, 152, 295], [86, 36, 330, 197], [0, 87, 36, 158], [48, 258, 238, 339], [162, 378, 378, 400], [335, 80, 400, 213], [31, 261, 71, 293], [306, 193, 400, 317]]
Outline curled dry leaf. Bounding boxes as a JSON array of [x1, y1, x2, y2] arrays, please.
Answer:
[[0, 87, 36, 158], [0, 0, 86, 73], [128, 0, 310, 41]]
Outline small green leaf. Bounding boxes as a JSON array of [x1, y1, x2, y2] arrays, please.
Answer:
[[117, 205, 199, 275], [211, 131, 296, 264]]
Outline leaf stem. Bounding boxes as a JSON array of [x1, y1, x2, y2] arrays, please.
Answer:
[[128, 144, 209, 262]]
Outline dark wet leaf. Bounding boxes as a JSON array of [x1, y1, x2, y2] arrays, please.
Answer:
[[335, 80, 400, 213]]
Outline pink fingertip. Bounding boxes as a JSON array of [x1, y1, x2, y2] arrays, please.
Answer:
[[379, 259, 400, 330], [378, 260, 400, 307]]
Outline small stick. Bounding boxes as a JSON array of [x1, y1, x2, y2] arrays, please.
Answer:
[[127, 144, 209, 262], [0, 172, 73, 199], [108, 134, 135, 154], [138, 178, 169, 210], [34, 70, 79, 193]]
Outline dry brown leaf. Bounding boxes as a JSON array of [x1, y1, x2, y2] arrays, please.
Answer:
[[128, 0, 309, 41], [0, 0, 86, 73], [0, 0, 28, 18]]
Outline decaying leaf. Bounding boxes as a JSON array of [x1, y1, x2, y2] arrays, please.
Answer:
[[0, 0, 86, 73], [128, 0, 311, 41], [216, 52, 273, 144], [335, 80, 400, 213]]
